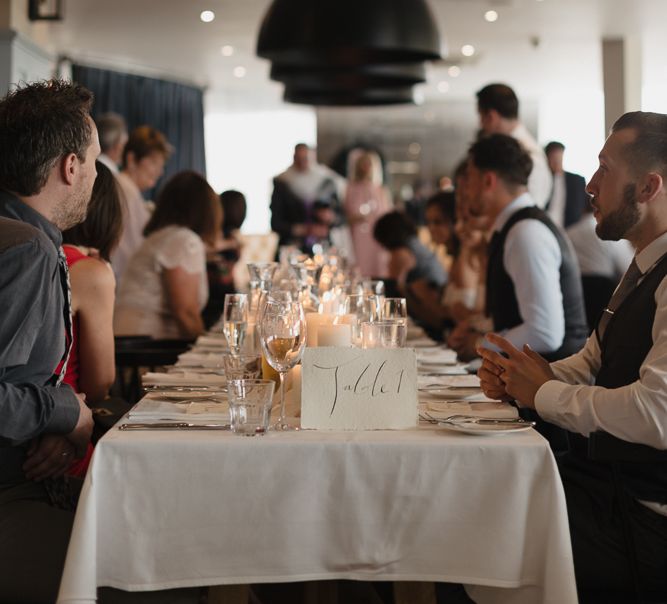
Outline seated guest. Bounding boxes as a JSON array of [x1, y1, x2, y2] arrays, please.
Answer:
[[448, 134, 588, 362], [478, 111, 667, 598], [0, 80, 95, 604], [202, 189, 247, 328], [62, 161, 123, 477], [566, 202, 634, 329], [407, 191, 459, 330], [114, 171, 222, 339], [373, 210, 447, 307], [95, 112, 127, 174], [111, 125, 172, 282], [544, 140, 589, 228]]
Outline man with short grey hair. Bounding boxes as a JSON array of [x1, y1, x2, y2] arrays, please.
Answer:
[[96, 111, 128, 174]]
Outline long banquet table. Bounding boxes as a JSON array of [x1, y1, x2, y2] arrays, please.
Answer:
[[57, 417, 577, 603]]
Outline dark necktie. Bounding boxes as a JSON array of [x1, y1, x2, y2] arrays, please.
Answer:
[[596, 258, 642, 342], [55, 246, 73, 385]]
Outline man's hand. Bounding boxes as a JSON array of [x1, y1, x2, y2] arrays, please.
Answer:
[[66, 392, 93, 457], [447, 323, 481, 362], [478, 357, 513, 402], [23, 435, 76, 481], [477, 333, 556, 408]]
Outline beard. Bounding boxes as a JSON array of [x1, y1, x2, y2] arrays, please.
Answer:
[[595, 183, 640, 241], [52, 187, 90, 231]]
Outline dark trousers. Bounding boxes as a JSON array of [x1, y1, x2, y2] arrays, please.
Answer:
[[0, 480, 201, 604], [558, 454, 667, 596]]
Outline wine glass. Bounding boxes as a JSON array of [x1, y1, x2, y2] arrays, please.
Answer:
[[223, 293, 248, 356], [259, 295, 306, 431]]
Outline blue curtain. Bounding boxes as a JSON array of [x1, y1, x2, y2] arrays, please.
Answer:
[[71, 63, 206, 197]]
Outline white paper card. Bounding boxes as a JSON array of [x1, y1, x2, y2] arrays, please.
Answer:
[[301, 348, 418, 430]]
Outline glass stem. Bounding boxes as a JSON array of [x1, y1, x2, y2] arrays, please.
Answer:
[[278, 371, 287, 424]]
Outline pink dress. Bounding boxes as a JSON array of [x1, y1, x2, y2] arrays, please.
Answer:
[[344, 181, 391, 278]]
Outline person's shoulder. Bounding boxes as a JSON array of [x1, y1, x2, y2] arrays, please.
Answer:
[[0, 217, 56, 259]]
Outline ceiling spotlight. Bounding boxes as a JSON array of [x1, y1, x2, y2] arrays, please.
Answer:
[[408, 143, 422, 156], [233, 66, 247, 78], [221, 45, 234, 56], [447, 65, 461, 77], [461, 44, 475, 57], [200, 10, 215, 23], [484, 10, 499, 22], [437, 81, 450, 93]]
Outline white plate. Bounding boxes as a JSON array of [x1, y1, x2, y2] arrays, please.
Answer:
[[438, 422, 533, 436]]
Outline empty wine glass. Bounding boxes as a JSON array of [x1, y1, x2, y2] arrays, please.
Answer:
[[259, 295, 306, 431], [223, 293, 248, 356]]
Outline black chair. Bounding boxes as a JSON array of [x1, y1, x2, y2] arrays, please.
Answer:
[[581, 275, 618, 332], [581, 432, 667, 604], [113, 336, 194, 404]]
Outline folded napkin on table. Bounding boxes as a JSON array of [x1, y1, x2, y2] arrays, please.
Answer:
[[424, 400, 518, 419], [195, 334, 228, 348], [176, 351, 224, 368], [127, 399, 229, 422], [418, 374, 480, 388], [416, 348, 458, 365], [142, 371, 227, 387]]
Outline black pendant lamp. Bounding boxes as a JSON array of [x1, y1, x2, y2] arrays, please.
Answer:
[[256, 0, 441, 106]]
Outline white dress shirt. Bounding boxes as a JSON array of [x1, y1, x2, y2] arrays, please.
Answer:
[[536, 232, 667, 513], [510, 123, 552, 209], [566, 213, 634, 280], [547, 172, 566, 228], [98, 153, 119, 175], [487, 193, 566, 354]]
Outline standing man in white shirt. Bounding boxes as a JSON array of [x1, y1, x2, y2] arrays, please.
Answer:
[[95, 112, 128, 175], [476, 83, 552, 209], [544, 141, 588, 228], [478, 111, 667, 597]]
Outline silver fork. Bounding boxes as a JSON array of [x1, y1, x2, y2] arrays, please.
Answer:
[[423, 411, 534, 426]]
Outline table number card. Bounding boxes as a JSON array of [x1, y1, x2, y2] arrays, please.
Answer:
[[301, 348, 417, 430]]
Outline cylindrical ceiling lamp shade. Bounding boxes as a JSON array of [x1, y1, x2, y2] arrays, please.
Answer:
[[257, 0, 441, 67], [270, 62, 427, 89], [283, 86, 416, 106]]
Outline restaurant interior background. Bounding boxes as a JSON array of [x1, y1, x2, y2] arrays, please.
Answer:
[[1, 0, 666, 235]]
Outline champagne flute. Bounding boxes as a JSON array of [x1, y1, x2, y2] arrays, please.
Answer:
[[259, 295, 306, 431], [223, 293, 249, 356]]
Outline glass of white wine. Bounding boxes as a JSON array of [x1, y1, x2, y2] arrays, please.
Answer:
[[223, 293, 249, 356], [259, 295, 306, 431]]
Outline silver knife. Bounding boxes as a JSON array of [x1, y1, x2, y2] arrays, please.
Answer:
[[119, 422, 231, 431]]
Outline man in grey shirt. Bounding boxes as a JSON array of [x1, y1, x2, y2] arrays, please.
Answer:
[[0, 81, 97, 603]]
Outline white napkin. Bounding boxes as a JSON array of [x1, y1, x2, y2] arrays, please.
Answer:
[[419, 374, 480, 388], [416, 348, 458, 365], [128, 399, 229, 422], [176, 351, 224, 368], [142, 372, 227, 387], [424, 401, 518, 419], [195, 334, 228, 348]]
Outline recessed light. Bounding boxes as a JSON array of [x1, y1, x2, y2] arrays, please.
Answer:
[[448, 66, 461, 78], [461, 44, 475, 57], [408, 143, 421, 156], [200, 10, 215, 23], [484, 10, 499, 22], [233, 66, 247, 78], [221, 45, 234, 56], [437, 81, 450, 93]]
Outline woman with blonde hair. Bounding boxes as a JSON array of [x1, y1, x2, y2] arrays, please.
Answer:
[[344, 150, 391, 277]]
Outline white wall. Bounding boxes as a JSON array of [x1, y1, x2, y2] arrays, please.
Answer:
[[204, 106, 316, 234]]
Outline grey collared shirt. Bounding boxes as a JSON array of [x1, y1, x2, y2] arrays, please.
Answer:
[[0, 191, 80, 484]]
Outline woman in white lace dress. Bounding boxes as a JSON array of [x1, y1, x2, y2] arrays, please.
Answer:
[[114, 171, 222, 339]]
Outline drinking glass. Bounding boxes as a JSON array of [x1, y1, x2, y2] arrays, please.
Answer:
[[259, 295, 306, 430], [227, 379, 275, 436], [363, 279, 385, 297], [222, 353, 262, 382], [344, 293, 366, 347], [247, 262, 278, 317], [362, 319, 407, 349], [223, 294, 249, 355], [382, 297, 408, 325]]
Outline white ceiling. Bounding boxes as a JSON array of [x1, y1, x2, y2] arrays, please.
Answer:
[[19, 0, 667, 111]]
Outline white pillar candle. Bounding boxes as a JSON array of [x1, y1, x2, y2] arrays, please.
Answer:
[[305, 313, 322, 347], [317, 323, 352, 347], [291, 364, 302, 408]]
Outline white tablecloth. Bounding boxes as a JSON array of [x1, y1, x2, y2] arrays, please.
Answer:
[[58, 425, 577, 604]]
